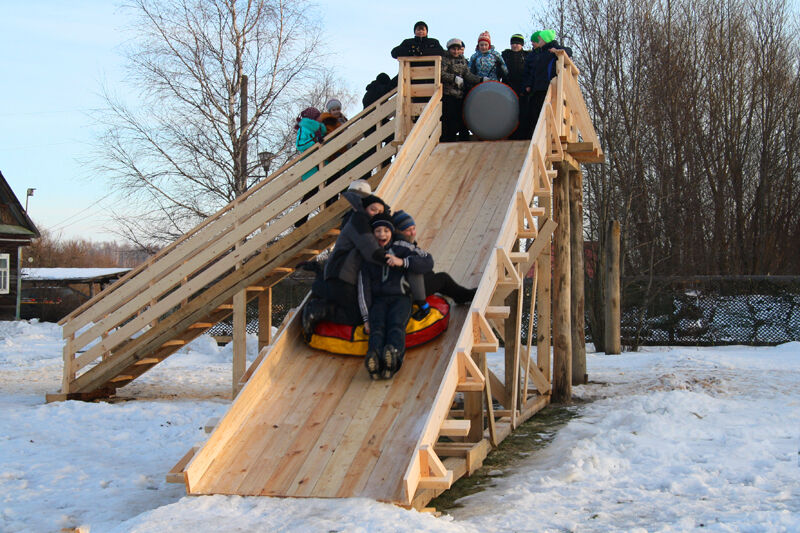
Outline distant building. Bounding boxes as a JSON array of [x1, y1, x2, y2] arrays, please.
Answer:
[[0, 171, 40, 320]]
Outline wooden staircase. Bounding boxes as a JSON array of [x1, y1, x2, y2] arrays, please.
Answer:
[[47, 89, 400, 402]]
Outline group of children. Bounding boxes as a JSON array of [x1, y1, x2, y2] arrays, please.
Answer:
[[394, 21, 572, 141], [292, 22, 572, 379], [300, 180, 475, 380]]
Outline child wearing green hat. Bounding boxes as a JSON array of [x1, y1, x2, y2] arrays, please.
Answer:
[[523, 30, 573, 130]]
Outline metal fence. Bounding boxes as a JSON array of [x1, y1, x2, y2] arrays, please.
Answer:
[[618, 276, 800, 346], [208, 274, 800, 347]]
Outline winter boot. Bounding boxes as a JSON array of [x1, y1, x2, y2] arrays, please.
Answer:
[[364, 349, 381, 380], [381, 345, 399, 379], [411, 301, 431, 321], [301, 298, 327, 341]]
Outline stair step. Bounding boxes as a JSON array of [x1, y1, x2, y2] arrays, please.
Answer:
[[110, 375, 134, 383], [439, 419, 471, 437], [485, 306, 510, 319], [134, 358, 161, 366], [216, 304, 234, 311], [161, 339, 187, 347], [456, 378, 484, 392], [188, 322, 214, 329]]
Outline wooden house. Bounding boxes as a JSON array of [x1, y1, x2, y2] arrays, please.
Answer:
[[0, 171, 40, 320]]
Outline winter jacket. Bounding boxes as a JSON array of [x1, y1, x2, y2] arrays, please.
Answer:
[[296, 118, 326, 181], [501, 48, 529, 95], [319, 112, 346, 133], [391, 36, 445, 58], [363, 73, 397, 108], [468, 47, 508, 81], [357, 239, 434, 322], [522, 40, 573, 92], [324, 191, 388, 285], [441, 54, 482, 99], [296, 117, 326, 153]]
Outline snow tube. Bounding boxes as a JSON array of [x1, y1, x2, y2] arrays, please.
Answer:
[[308, 295, 450, 356], [463, 81, 519, 140]]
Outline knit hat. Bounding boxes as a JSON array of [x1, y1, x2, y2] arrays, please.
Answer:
[[295, 106, 320, 130], [370, 213, 395, 232], [362, 194, 387, 211], [414, 21, 428, 32], [510, 34, 525, 45], [325, 98, 342, 111], [446, 38, 465, 49], [531, 29, 556, 44], [478, 31, 491, 45], [392, 210, 415, 231], [347, 179, 371, 197]]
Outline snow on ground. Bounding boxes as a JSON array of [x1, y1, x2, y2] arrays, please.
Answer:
[[0, 320, 798, 532]]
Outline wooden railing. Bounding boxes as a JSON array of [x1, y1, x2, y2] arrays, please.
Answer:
[[56, 88, 400, 395], [402, 51, 603, 505]]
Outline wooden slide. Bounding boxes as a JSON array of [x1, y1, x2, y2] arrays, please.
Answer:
[[181, 140, 530, 505]]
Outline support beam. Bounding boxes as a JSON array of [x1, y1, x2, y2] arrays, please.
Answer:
[[569, 169, 587, 385], [604, 220, 622, 354], [232, 289, 247, 397], [258, 287, 272, 351], [552, 163, 572, 402]]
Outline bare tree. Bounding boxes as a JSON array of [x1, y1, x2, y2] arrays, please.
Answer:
[[96, 0, 351, 247]]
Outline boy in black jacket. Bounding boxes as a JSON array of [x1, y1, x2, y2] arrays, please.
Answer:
[[523, 30, 573, 130], [358, 213, 433, 379]]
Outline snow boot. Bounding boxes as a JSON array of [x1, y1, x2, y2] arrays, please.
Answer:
[[411, 301, 431, 321], [301, 298, 327, 341], [381, 345, 399, 379], [364, 349, 381, 380]]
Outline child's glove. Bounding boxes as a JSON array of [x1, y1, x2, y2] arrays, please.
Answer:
[[455, 75, 464, 88]]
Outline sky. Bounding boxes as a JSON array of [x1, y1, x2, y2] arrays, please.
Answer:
[[0, 1, 539, 243]]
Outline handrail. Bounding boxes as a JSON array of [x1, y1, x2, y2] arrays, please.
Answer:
[[60, 89, 399, 387], [61, 87, 398, 325]]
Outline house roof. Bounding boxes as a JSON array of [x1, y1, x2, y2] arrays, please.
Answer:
[[0, 171, 40, 240], [22, 267, 131, 283]]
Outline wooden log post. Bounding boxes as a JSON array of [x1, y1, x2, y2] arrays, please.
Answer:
[[569, 169, 587, 385], [552, 163, 572, 402], [604, 220, 622, 354], [258, 287, 272, 352]]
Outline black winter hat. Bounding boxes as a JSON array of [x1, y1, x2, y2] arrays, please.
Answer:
[[362, 194, 389, 212], [414, 21, 428, 32], [510, 34, 525, 45], [370, 213, 395, 232]]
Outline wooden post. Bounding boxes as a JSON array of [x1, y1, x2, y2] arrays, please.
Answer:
[[464, 352, 484, 442], [604, 220, 622, 354], [232, 291, 247, 397], [257, 287, 272, 351], [552, 163, 572, 402], [569, 169, 587, 385], [62, 333, 75, 394], [536, 198, 552, 381]]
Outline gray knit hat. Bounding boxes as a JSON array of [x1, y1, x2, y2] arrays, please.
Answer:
[[446, 38, 465, 49]]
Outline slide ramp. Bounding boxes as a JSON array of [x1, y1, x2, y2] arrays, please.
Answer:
[[183, 140, 530, 503]]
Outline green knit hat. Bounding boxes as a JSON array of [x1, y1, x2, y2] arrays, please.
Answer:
[[531, 29, 557, 44]]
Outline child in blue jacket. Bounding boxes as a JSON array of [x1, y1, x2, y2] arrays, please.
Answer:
[[358, 213, 433, 379], [468, 31, 508, 81]]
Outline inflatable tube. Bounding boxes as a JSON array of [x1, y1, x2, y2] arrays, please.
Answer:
[[463, 81, 519, 140], [308, 295, 450, 356]]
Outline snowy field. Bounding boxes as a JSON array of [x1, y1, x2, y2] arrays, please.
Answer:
[[1, 319, 798, 532]]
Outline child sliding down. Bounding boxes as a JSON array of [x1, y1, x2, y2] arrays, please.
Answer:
[[358, 213, 433, 379]]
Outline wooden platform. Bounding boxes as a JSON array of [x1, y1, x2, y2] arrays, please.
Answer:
[[183, 141, 530, 503]]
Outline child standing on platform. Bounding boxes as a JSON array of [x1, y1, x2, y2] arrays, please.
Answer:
[[468, 31, 508, 82], [358, 213, 433, 379]]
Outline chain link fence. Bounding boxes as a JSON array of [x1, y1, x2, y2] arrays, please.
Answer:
[[619, 276, 800, 346], [207, 274, 800, 347]]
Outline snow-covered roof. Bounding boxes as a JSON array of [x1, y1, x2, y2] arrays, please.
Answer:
[[21, 267, 131, 281]]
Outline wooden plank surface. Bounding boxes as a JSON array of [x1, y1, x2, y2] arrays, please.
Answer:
[[186, 141, 529, 503]]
